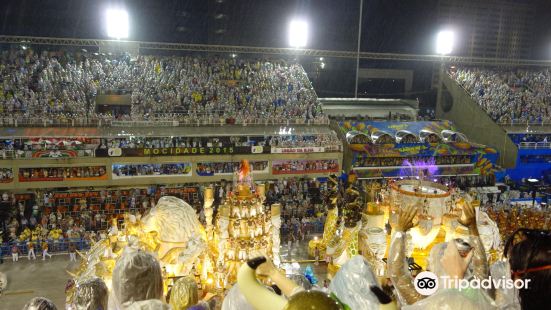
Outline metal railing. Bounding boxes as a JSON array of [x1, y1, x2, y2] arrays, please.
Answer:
[[498, 120, 551, 127], [0, 117, 103, 128], [0, 115, 330, 128], [519, 142, 551, 149]]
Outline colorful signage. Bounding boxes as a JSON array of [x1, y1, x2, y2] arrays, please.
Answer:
[[271, 147, 325, 154], [96, 146, 268, 157]]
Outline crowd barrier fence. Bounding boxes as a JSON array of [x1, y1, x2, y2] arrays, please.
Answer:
[[0, 115, 330, 128]]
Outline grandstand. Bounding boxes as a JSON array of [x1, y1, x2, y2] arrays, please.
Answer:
[[440, 66, 551, 183], [0, 38, 517, 232], [1, 1, 551, 308], [0, 40, 503, 256], [0, 49, 326, 126]]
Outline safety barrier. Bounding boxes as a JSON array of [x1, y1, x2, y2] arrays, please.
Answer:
[[519, 142, 551, 149], [0, 115, 330, 128]]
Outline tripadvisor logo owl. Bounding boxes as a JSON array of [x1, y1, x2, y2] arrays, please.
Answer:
[[414, 271, 439, 295], [414, 270, 531, 295]]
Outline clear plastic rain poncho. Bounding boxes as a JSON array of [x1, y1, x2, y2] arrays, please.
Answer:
[[125, 299, 172, 310], [74, 277, 108, 310], [0, 271, 7, 293], [489, 260, 520, 310], [329, 255, 381, 310], [111, 248, 164, 308], [221, 284, 255, 310], [402, 287, 497, 310], [287, 274, 313, 291], [388, 231, 490, 306], [23, 297, 58, 310]]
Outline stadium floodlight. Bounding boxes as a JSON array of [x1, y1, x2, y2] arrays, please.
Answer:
[[436, 30, 455, 55], [288, 19, 308, 48], [105, 8, 129, 39]]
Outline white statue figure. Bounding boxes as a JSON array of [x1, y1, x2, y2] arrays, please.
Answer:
[[141, 196, 206, 264], [226, 240, 236, 260], [264, 218, 272, 234], [255, 218, 264, 237], [232, 204, 241, 218], [232, 219, 241, 238], [241, 204, 249, 218], [249, 203, 257, 217], [248, 219, 256, 239], [238, 240, 248, 261], [218, 216, 230, 239]]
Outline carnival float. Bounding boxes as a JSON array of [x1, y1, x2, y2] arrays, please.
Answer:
[[67, 160, 280, 303], [310, 159, 502, 277]]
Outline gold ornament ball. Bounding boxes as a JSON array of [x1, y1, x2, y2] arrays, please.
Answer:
[[284, 290, 342, 310]]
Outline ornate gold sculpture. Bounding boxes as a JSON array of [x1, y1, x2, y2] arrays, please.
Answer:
[[204, 160, 279, 288]]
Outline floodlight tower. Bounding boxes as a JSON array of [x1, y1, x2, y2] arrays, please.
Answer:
[[288, 19, 309, 48], [436, 30, 455, 55], [435, 29, 455, 114], [105, 8, 129, 39]]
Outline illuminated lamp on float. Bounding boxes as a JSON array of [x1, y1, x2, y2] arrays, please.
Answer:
[[390, 179, 451, 249]]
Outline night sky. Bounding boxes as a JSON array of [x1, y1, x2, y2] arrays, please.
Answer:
[[1, 0, 550, 100], [1, 0, 548, 57]]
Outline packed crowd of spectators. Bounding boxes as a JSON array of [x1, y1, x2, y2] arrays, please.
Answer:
[[0, 177, 329, 255], [19, 166, 106, 181], [0, 168, 14, 182], [451, 67, 551, 124], [272, 159, 339, 174], [112, 163, 192, 177], [0, 48, 327, 125], [196, 161, 268, 176], [263, 178, 327, 241], [267, 133, 340, 149]]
